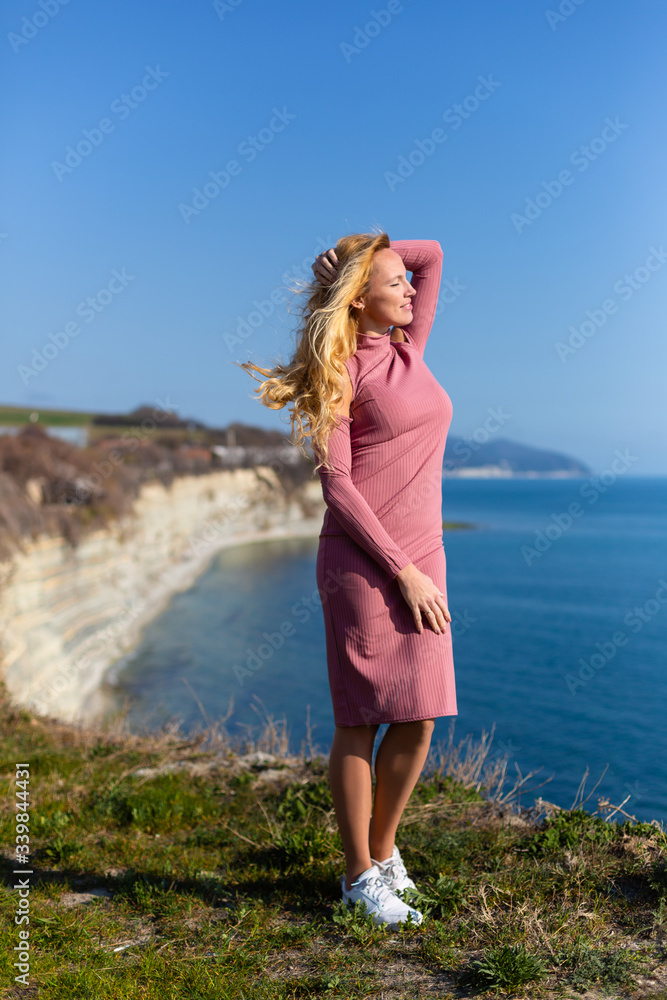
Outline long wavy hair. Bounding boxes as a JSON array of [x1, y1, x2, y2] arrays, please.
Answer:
[[237, 228, 391, 473]]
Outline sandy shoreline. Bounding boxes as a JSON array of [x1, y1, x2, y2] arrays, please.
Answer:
[[86, 516, 325, 722]]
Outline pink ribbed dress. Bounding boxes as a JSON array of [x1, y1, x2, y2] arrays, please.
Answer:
[[315, 239, 458, 727]]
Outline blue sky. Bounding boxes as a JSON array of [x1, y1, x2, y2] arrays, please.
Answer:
[[1, 0, 665, 474]]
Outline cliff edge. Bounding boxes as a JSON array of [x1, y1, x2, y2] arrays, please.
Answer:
[[0, 461, 324, 723]]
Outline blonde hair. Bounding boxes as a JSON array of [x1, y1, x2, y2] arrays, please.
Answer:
[[237, 229, 391, 473]]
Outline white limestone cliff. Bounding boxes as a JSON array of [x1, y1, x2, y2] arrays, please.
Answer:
[[0, 467, 324, 724]]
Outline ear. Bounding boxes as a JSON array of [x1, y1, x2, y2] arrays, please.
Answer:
[[350, 297, 364, 310]]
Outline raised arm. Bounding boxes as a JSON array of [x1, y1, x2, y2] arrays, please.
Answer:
[[389, 239, 443, 357], [314, 414, 413, 579]]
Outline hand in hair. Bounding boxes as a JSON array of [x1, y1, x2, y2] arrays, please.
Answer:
[[312, 248, 339, 286]]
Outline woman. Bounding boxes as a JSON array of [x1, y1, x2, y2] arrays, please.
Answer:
[[240, 231, 457, 929]]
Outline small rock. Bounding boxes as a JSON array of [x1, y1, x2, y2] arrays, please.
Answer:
[[237, 751, 281, 768], [133, 759, 217, 779], [255, 768, 292, 784], [111, 933, 153, 953], [58, 888, 112, 908]]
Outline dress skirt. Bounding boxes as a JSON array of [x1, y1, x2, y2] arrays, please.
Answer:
[[317, 533, 457, 727]]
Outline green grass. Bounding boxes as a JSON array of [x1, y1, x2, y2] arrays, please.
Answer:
[[467, 942, 548, 992], [0, 404, 95, 426], [1, 693, 666, 999], [0, 402, 212, 444]]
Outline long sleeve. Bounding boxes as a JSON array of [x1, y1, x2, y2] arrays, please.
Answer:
[[389, 239, 443, 357], [315, 414, 413, 579]]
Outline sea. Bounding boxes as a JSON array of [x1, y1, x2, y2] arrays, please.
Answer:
[[101, 475, 667, 827]]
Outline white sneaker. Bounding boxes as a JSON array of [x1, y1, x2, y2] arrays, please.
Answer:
[[340, 864, 422, 928], [371, 845, 418, 894]]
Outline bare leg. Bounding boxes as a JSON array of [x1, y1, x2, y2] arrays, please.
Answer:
[[328, 723, 379, 890], [369, 719, 435, 864]]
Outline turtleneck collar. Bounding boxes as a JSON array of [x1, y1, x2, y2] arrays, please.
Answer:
[[355, 328, 392, 348]]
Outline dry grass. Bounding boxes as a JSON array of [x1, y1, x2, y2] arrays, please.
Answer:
[[0, 423, 316, 560]]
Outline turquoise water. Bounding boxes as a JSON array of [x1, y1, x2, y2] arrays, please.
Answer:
[[103, 475, 667, 826]]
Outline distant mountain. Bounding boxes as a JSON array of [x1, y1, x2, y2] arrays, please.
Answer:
[[443, 436, 591, 477], [0, 403, 592, 478], [91, 404, 206, 430]]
